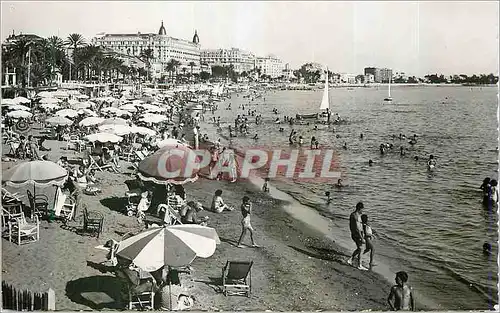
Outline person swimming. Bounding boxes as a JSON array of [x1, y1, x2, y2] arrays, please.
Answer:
[[427, 155, 437, 169], [368, 159, 373, 166], [400, 146, 406, 156]]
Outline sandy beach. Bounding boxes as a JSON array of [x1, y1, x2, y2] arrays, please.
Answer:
[[1, 119, 393, 310]]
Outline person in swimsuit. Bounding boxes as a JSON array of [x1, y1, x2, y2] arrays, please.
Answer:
[[236, 196, 259, 248], [347, 202, 368, 270], [387, 271, 415, 311], [361, 214, 374, 268]]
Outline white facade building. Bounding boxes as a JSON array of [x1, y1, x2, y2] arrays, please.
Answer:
[[200, 48, 256, 73], [364, 73, 375, 83], [255, 55, 284, 78], [92, 21, 201, 78], [339, 73, 357, 84]]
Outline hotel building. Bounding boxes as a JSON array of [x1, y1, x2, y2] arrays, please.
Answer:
[[92, 21, 201, 78], [255, 55, 284, 78], [200, 48, 256, 74]]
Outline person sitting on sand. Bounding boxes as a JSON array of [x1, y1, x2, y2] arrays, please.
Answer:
[[427, 155, 437, 168], [182, 201, 208, 226], [361, 214, 375, 268], [489, 179, 498, 205], [368, 159, 374, 166], [483, 242, 492, 256], [237, 196, 259, 248], [211, 189, 234, 213], [387, 271, 415, 311], [335, 179, 344, 188], [100, 147, 119, 173], [325, 191, 332, 204]]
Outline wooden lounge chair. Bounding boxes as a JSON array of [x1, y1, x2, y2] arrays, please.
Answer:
[[8, 213, 40, 245], [88, 155, 113, 172], [116, 267, 155, 310], [156, 204, 183, 225], [221, 260, 253, 297], [82, 206, 104, 238], [26, 190, 49, 219], [53, 187, 76, 222]]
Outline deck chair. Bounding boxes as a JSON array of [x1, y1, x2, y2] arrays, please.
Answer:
[[167, 194, 186, 211], [82, 206, 104, 238], [2, 203, 24, 229], [66, 135, 84, 152], [53, 187, 76, 222], [116, 267, 155, 310], [221, 260, 253, 297], [8, 213, 40, 245], [27, 190, 49, 219], [157, 204, 183, 225], [88, 155, 113, 172]]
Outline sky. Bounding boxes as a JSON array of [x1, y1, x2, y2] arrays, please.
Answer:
[[1, 1, 498, 76]]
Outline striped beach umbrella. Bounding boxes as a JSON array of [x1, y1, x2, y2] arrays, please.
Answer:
[[116, 225, 220, 271]]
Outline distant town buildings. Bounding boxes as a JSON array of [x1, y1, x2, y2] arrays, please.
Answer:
[[255, 55, 284, 78], [282, 63, 295, 80], [92, 21, 201, 78], [200, 47, 255, 73], [364, 67, 393, 83]]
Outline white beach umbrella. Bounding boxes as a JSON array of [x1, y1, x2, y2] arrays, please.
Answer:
[[46, 115, 73, 126], [8, 104, 30, 111], [40, 97, 61, 104], [52, 90, 69, 98], [140, 113, 167, 124], [73, 101, 93, 110], [99, 117, 129, 126], [68, 99, 80, 105], [98, 124, 133, 136], [13, 96, 31, 104], [77, 109, 98, 117], [55, 109, 79, 118], [100, 107, 130, 117], [79, 116, 105, 127], [39, 103, 61, 111], [84, 132, 123, 143], [37, 91, 53, 98], [118, 103, 137, 112], [116, 225, 220, 271], [1, 99, 16, 106], [2, 160, 67, 188], [156, 138, 189, 149], [76, 94, 89, 100], [7, 110, 33, 118], [130, 126, 157, 136]]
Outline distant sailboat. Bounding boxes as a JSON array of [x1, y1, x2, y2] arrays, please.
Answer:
[[384, 76, 393, 101], [319, 68, 330, 111]]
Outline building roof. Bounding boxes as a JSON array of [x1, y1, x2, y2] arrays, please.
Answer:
[[158, 21, 167, 35]]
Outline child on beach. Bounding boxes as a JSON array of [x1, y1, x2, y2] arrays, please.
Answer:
[[211, 189, 234, 213], [387, 271, 415, 311], [237, 196, 259, 248], [262, 178, 270, 192], [361, 214, 374, 268]]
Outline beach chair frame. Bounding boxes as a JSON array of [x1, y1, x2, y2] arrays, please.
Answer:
[[8, 214, 40, 245], [221, 260, 253, 297], [26, 190, 49, 219], [82, 206, 104, 238], [88, 155, 113, 172]]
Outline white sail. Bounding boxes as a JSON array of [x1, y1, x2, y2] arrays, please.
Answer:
[[319, 69, 329, 111], [388, 77, 392, 98]]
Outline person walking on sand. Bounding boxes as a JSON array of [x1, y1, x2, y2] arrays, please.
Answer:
[[361, 214, 375, 268], [347, 202, 368, 270], [237, 196, 259, 248], [387, 271, 415, 311]]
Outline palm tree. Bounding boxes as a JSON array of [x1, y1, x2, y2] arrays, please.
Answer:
[[166, 59, 175, 81], [139, 48, 154, 81], [188, 61, 196, 75], [65, 33, 86, 80]]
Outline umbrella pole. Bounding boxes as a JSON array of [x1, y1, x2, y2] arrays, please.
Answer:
[[168, 266, 172, 310]]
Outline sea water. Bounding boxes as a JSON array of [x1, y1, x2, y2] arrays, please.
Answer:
[[211, 85, 498, 310]]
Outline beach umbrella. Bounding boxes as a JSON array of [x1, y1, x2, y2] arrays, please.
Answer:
[[137, 144, 199, 185], [156, 138, 190, 149], [13, 96, 31, 104], [46, 115, 73, 126], [1, 98, 16, 106], [2, 160, 67, 188], [39, 102, 61, 111], [79, 116, 105, 126], [99, 117, 129, 126], [118, 103, 137, 112], [84, 132, 123, 143], [37, 91, 53, 98], [68, 99, 79, 105], [8, 104, 30, 111], [116, 224, 220, 271], [100, 107, 130, 117], [52, 90, 69, 98], [73, 101, 93, 110], [76, 94, 89, 100], [98, 124, 133, 136], [7, 110, 32, 118], [55, 108, 79, 118], [40, 97, 61, 104], [130, 126, 157, 136], [140, 113, 167, 124], [77, 109, 98, 117]]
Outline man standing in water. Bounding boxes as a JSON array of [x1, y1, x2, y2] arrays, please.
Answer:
[[347, 202, 368, 270]]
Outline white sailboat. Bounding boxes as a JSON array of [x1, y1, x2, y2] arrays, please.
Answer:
[[319, 68, 330, 111], [384, 76, 393, 101]]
